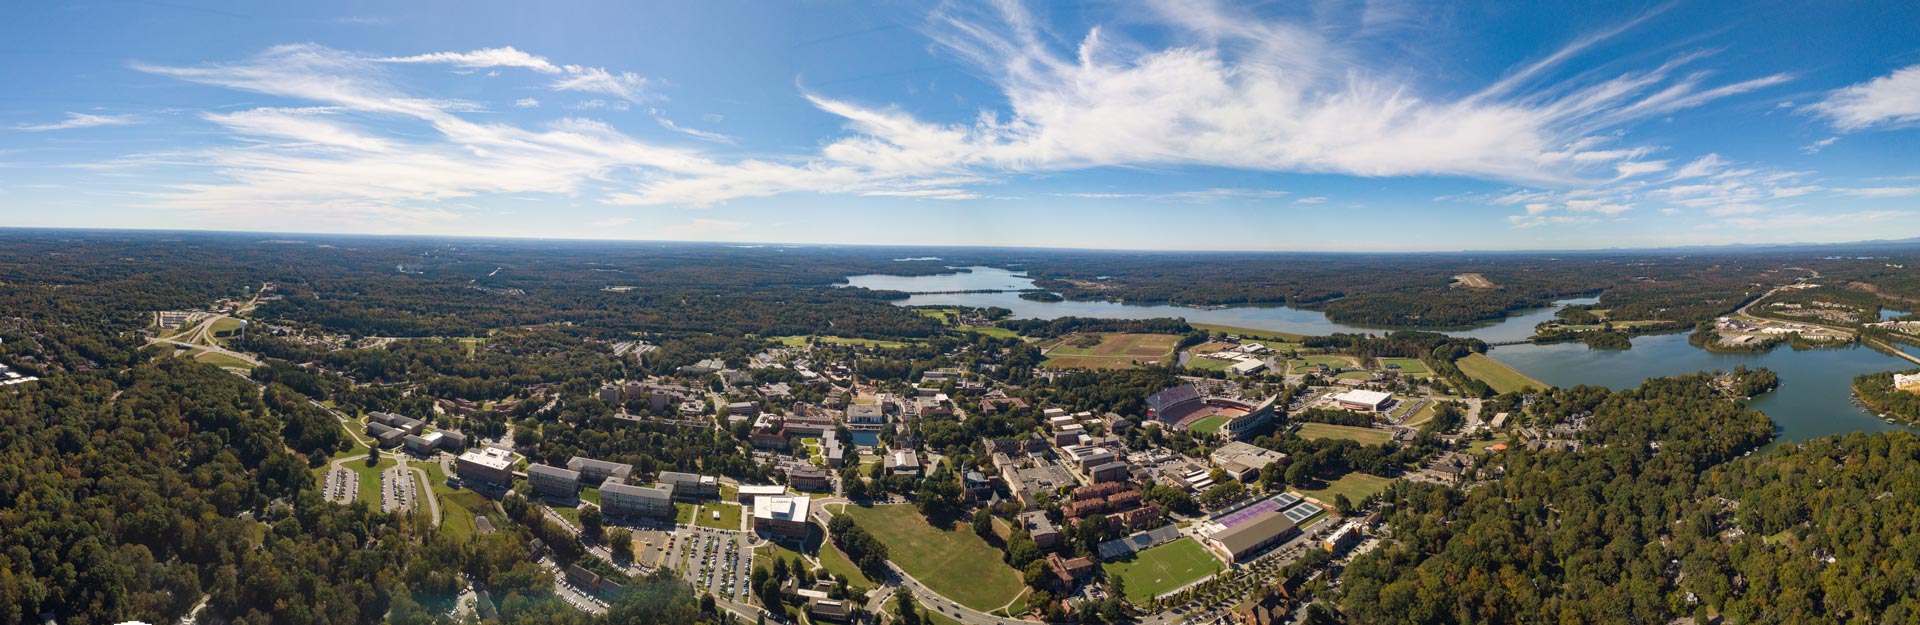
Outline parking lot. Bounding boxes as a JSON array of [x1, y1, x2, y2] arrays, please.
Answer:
[[381, 466, 416, 513], [323, 467, 356, 504], [673, 527, 755, 603]]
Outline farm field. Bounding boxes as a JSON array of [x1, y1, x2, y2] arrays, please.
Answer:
[[1295, 422, 1393, 445], [835, 504, 1025, 612], [1458, 353, 1545, 394], [1042, 333, 1181, 370], [1102, 537, 1222, 603], [1297, 473, 1395, 506]]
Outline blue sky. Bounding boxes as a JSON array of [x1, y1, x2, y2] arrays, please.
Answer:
[[2, 0, 1919, 251]]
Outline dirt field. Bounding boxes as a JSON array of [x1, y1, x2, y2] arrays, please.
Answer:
[[1452, 273, 1496, 289]]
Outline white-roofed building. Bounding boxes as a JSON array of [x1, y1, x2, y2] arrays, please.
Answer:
[[753, 495, 811, 539], [1332, 389, 1394, 412]]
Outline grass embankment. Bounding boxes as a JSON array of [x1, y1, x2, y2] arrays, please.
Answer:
[[1457, 353, 1545, 394], [836, 504, 1025, 612]]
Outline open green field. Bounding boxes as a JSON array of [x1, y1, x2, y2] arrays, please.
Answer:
[[1042, 333, 1182, 370], [696, 503, 743, 530], [1380, 358, 1431, 377], [1334, 371, 1372, 381], [1187, 415, 1229, 435], [958, 325, 1020, 339], [345, 457, 398, 505], [674, 502, 698, 525], [1102, 537, 1222, 604], [1287, 354, 1354, 372], [1402, 401, 1438, 427], [1190, 324, 1306, 342], [836, 504, 1025, 612], [774, 335, 912, 349], [915, 308, 959, 323], [1295, 422, 1392, 445], [1458, 353, 1545, 394], [579, 486, 601, 506], [1297, 473, 1395, 506]]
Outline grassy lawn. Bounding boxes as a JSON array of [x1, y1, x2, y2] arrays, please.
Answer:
[[345, 456, 398, 505], [193, 350, 255, 369], [674, 502, 698, 525], [1187, 415, 1229, 435], [1297, 473, 1395, 506], [580, 487, 601, 506], [1190, 324, 1306, 342], [1458, 353, 1545, 394], [696, 503, 743, 530], [1295, 422, 1392, 445], [773, 335, 912, 349], [958, 325, 1020, 339], [1184, 356, 1233, 371], [551, 505, 581, 525], [208, 316, 246, 335], [1102, 537, 1222, 604], [1379, 357, 1432, 377], [837, 504, 1025, 612], [1334, 371, 1373, 381]]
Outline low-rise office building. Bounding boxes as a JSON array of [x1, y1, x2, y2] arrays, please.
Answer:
[[658, 471, 719, 500], [753, 495, 811, 540], [600, 477, 675, 519], [456, 447, 516, 485]]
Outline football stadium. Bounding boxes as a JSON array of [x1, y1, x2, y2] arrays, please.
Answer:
[[1146, 384, 1277, 439]]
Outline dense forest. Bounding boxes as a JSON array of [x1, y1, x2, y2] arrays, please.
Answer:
[[1334, 371, 1920, 623]]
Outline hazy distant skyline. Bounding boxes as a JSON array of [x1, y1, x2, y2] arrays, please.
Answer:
[[2, 1, 1918, 251]]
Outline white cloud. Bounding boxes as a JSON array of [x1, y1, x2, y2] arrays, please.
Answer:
[[623, 0, 1791, 206], [130, 44, 716, 222], [1808, 64, 1920, 131], [1801, 136, 1839, 154], [1295, 196, 1327, 204], [379, 46, 562, 73], [1052, 188, 1288, 202], [1836, 186, 1920, 198], [15, 112, 137, 132], [514, 98, 541, 108], [553, 66, 652, 103], [652, 111, 735, 144]]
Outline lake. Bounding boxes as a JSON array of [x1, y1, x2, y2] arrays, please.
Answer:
[[1491, 334, 1915, 444], [843, 266, 1590, 343], [846, 266, 1918, 444]]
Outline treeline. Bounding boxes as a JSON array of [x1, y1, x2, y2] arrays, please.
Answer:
[[996, 316, 1193, 338]]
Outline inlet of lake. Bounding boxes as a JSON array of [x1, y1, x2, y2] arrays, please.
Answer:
[[845, 266, 1918, 444]]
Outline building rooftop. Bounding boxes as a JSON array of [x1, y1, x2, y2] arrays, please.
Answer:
[[458, 447, 515, 471], [754, 495, 810, 523]]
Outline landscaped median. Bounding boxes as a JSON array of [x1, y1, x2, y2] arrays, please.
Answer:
[[833, 503, 1027, 612]]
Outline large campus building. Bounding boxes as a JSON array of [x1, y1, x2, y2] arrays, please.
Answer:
[[600, 478, 675, 519], [659, 471, 719, 500], [1332, 389, 1393, 412], [455, 447, 515, 485], [527, 463, 581, 498]]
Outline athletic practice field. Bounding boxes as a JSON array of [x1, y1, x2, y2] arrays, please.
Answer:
[[1296, 422, 1393, 445], [1103, 537, 1222, 603], [1042, 333, 1181, 370]]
